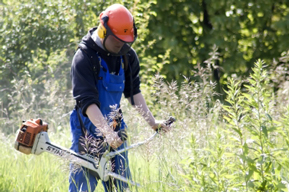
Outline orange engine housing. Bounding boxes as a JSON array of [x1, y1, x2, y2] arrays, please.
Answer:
[[16, 118, 48, 148]]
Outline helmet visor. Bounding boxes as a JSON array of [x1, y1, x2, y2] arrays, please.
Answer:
[[102, 18, 137, 56]]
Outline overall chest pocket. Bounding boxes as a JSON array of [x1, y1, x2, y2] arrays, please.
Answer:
[[100, 73, 125, 92]]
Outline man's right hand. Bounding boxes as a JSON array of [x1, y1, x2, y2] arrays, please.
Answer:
[[86, 104, 125, 149], [105, 131, 123, 149]]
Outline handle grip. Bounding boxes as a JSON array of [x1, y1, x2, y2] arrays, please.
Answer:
[[156, 116, 176, 133], [117, 129, 128, 142]]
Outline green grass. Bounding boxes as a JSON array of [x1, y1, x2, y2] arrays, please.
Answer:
[[0, 124, 189, 192], [0, 132, 70, 192], [2, 57, 289, 191]]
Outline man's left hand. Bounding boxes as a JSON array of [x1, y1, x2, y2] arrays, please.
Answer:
[[151, 120, 171, 133]]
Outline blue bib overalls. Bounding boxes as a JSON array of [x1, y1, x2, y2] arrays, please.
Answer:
[[69, 55, 131, 192]]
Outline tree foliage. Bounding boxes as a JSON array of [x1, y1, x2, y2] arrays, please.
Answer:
[[145, 0, 289, 82]]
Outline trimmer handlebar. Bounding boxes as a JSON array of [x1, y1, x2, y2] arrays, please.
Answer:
[[116, 116, 176, 142], [14, 116, 176, 187]]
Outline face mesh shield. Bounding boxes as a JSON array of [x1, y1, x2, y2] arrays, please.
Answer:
[[102, 16, 137, 56]]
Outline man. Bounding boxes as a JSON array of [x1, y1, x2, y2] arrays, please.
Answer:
[[69, 4, 170, 192]]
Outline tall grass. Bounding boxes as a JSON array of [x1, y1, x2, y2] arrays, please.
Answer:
[[0, 131, 70, 192], [1, 49, 289, 191]]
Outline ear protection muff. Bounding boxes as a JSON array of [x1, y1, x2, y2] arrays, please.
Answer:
[[97, 16, 109, 39], [97, 23, 106, 39]]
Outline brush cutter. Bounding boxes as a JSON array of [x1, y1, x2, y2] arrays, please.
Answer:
[[14, 117, 175, 187]]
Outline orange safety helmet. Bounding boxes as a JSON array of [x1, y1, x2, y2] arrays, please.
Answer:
[[99, 4, 136, 42], [98, 4, 137, 55]]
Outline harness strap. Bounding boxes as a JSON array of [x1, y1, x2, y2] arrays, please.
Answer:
[[75, 104, 87, 136]]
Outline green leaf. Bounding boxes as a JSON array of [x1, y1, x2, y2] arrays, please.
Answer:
[[243, 142, 249, 155], [267, 127, 277, 133], [277, 182, 286, 189], [261, 125, 268, 138], [245, 169, 254, 182], [248, 180, 255, 188], [232, 127, 242, 137]]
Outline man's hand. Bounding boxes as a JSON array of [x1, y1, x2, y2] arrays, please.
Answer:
[[151, 117, 175, 132], [86, 104, 127, 149], [151, 120, 171, 133], [105, 131, 123, 149]]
